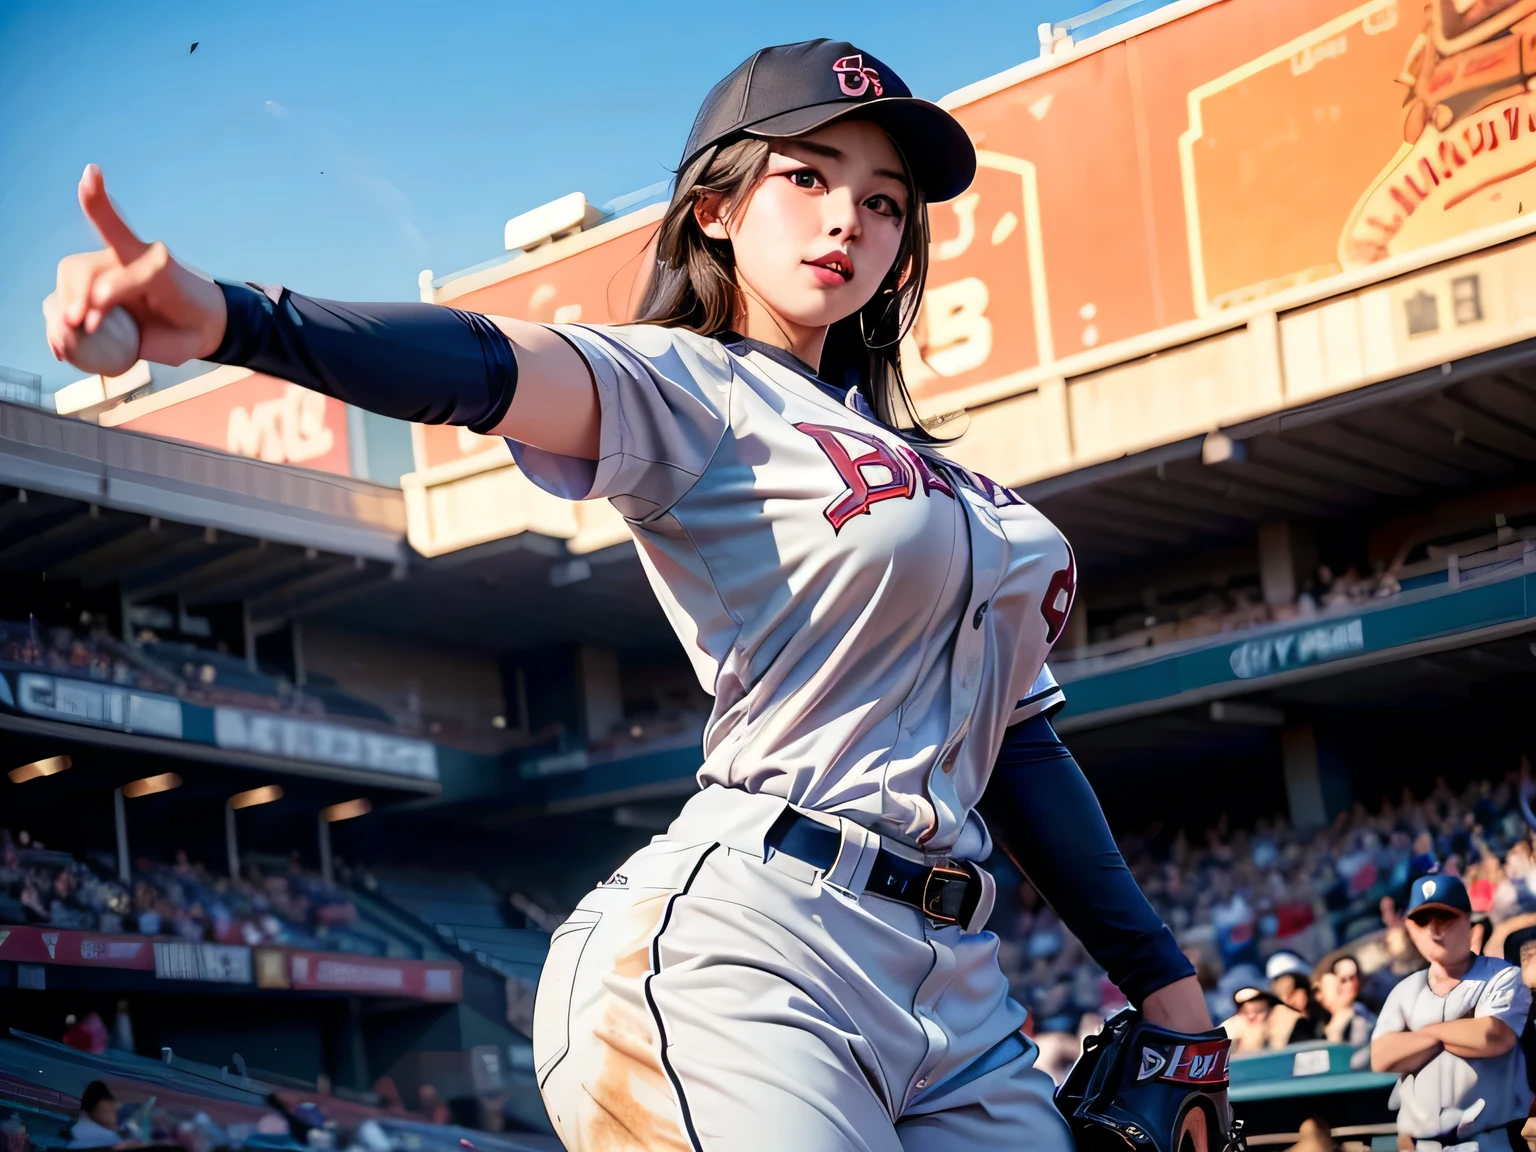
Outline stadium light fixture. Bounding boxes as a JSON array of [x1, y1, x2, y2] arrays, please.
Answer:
[[322, 798, 372, 823], [229, 784, 283, 810], [122, 772, 182, 798], [9, 755, 72, 783]]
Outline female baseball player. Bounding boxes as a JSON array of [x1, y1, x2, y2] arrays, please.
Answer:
[[46, 39, 1216, 1152]]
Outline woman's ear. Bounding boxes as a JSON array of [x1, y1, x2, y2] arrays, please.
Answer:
[[693, 192, 731, 240]]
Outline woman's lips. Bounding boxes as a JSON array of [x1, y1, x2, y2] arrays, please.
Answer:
[[804, 251, 853, 286]]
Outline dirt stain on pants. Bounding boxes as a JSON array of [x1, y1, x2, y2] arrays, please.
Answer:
[[547, 891, 692, 1152]]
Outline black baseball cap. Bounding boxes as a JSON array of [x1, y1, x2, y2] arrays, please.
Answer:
[[681, 39, 977, 203], [1406, 873, 1472, 919]]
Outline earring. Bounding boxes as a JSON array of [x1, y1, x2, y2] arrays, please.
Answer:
[[859, 291, 903, 350]]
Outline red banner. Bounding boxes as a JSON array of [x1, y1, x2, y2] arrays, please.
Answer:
[[0, 926, 154, 969], [109, 370, 352, 476], [283, 950, 462, 1001], [0, 925, 462, 1002]]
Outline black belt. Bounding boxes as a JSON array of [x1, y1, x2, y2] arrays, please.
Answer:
[[764, 808, 984, 928]]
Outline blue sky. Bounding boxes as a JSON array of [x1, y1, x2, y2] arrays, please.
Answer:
[[1, 0, 1135, 392]]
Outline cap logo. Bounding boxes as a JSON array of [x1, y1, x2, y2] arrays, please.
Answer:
[[833, 54, 883, 98], [1422, 879, 1436, 898]]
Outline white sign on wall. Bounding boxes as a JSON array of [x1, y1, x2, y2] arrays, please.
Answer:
[[213, 708, 438, 780], [15, 673, 183, 738]]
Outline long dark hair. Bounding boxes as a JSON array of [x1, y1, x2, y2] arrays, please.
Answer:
[[634, 131, 957, 439]]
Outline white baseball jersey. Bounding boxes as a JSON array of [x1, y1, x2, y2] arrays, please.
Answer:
[[1373, 955, 1532, 1144], [511, 322, 1076, 858]]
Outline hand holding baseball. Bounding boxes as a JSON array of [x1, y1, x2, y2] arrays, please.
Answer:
[[43, 165, 229, 376]]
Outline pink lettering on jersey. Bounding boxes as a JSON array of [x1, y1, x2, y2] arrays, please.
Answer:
[[1040, 542, 1077, 645], [894, 443, 955, 500], [950, 463, 1026, 509], [794, 422, 954, 532]]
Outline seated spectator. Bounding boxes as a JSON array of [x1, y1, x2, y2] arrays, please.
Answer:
[[1224, 986, 1309, 1053], [1361, 924, 1426, 1015], [67, 1082, 119, 1149], [1470, 912, 1493, 956], [1267, 951, 1325, 1040], [62, 1013, 109, 1055], [1316, 955, 1376, 1047]]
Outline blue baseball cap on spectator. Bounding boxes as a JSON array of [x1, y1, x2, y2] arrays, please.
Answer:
[[1406, 873, 1472, 919]]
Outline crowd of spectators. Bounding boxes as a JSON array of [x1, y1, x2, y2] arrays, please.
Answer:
[[1066, 563, 1407, 661], [0, 829, 407, 957], [1003, 766, 1536, 1076], [1063, 521, 1536, 662], [0, 616, 390, 726]]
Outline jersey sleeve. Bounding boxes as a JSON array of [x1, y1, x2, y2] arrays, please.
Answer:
[[1007, 663, 1065, 726], [507, 323, 732, 523], [1372, 977, 1413, 1039], [1474, 961, 1531, 1034]]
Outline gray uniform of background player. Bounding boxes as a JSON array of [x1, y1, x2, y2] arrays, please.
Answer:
[[522, 323, 1077, 1152], [1373, 955, 1532, 1152]]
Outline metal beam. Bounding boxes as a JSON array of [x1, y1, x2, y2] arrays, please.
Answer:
[[1105, 474, 1275, 522], [1424, 394, 1536, 462], [1288, 421, 1468, 488], [1072, 489, 1239, 535], [48, 519, 166, 581], [1480, 375, 1536, 435], [248, 559, 368, 617], [1355, 407, 1509, 476], [179, 549, 323, 607], [1048, 507, 1192, 547], [128, 541, 273, 602], [0, 488, 62, 536], [1176, 466, 1344, 517], [0, 507, 134, 570], [1251, 439, 1420, 497], [96, 528, 222, 591], [253, 566, 397, 622]]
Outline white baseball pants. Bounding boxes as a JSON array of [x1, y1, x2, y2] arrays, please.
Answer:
[[531, 785, 1074, 1151]]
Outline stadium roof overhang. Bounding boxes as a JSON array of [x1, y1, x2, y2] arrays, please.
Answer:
[[1024, 334, 1536, 579], [0, 399, 408, 605]]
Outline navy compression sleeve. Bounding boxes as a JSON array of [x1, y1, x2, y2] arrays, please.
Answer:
[[981, 714, 1193, 1007], [208, 281, 517, 432]]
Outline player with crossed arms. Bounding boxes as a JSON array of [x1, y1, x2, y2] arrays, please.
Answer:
[[46, 39, 1233, 1152], [1373, 874, 1532, 1152]]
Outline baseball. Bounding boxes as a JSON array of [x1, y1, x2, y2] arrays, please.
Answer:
[[70, 305, 140, 378]]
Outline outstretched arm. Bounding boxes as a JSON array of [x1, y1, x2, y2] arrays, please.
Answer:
[[43, 165, 598, 461], [979, 715, 1205, 1028]]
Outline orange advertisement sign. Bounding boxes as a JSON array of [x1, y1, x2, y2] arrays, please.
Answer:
[[429, 0, 1536, 416], [112, 370, 352, 476]]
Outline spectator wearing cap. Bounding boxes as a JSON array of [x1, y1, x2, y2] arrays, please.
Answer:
[[1224, 985, 1311, 1054], [1269, 951, 1325, 1041], [1317, 955, 1378, 1048], [1372, 875, 1532, 1152], [67, 1081, 119, 1149]]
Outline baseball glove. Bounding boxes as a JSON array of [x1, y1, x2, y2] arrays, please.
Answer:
[[1056, 1007, 1244, 1152]]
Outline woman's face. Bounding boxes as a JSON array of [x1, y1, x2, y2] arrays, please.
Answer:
[[1331, 959, 1360, 1006], [1239, 998, 1270, 1024], [702, 119, 910, 334]]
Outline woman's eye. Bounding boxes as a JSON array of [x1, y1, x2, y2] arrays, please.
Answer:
[[789, 171, 819, 189], [866, 195, 904, 218]]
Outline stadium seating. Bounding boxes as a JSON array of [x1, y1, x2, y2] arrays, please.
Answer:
[[366, 871, 549, 984], [0, 617, 390, 727], [0, 829, 425, 960]]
